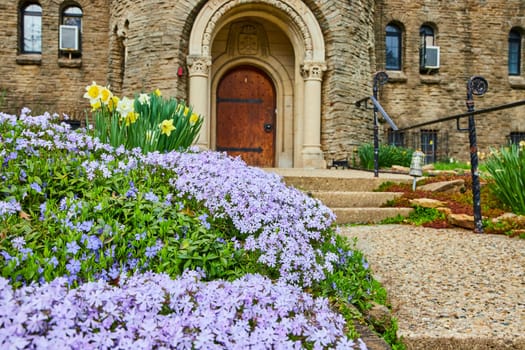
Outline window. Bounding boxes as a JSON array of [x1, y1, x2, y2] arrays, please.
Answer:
[[420, 25, 439, 71], [21, 3, 42, 54], [60, 5, 82, 58], [387, 129, 405, 147], [386, 24, 402, 70], [509, 29, 521, 76], [509, 131, 525, 144], [420, 130, 438, 163]]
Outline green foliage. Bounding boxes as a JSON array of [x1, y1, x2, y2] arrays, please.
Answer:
[[85, 83, 203, 153], [484, 143, 525, 215], [380, 206, 445, 226], [357, 143, 413, 170]]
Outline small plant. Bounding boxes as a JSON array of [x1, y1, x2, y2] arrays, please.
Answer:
[[84, 82, 203, 153], [484, 142, 525, 215], [357, 143, 413, 170]]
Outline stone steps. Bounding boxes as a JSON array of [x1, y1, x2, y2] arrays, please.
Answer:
[[277, 171, 414, 225]]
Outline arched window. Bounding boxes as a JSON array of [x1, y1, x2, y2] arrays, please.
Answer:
[[420, 25, 439, 71], [21, 3, 42, 54], [60, 5, 82, 58], [385, 24, 402, 70], [509, 29, 521, 76]]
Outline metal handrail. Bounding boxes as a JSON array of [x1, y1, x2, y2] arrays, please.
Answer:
[[396, 98, 525, 132]]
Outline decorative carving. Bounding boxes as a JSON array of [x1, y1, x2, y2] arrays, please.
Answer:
[[202, 0, 314, 60], [186, 55, 212, 77], [238, 25, 258, 55], [226, 21, 269, 57], [300, 61, 327, 81]]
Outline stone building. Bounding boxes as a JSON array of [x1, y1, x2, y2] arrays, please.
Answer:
[[1, 0, 524, 168]]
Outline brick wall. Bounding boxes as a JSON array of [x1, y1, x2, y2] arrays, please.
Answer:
[[0, 0, 109, 118], [374, 0, 525, 161]]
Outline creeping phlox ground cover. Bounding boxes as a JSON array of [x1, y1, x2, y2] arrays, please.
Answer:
[[0, 109, 375, 349]]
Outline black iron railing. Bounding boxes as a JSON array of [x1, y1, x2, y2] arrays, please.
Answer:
[[356, 74, 525, 233]]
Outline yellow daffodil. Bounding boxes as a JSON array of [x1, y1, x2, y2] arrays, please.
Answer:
[[160, 119, 176, 136], [189, 113, 199, 125], [83, 81, 101, 101], [100, 86, 112, 105], [108, 96, 120, 112], [90, 100, 101, 111], [124, 112, 139, 126], [183, 107, 190, 116], [154, 88, 162, 96], [520, 140, 525, 149]]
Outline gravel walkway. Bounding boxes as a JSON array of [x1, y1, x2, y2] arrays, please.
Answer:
[[339, 224, 525, 350]]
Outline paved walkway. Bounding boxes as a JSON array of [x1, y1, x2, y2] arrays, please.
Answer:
[[340, 224, 525, 350]]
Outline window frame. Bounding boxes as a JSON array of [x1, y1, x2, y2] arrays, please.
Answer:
[[420, 129, 438, 163], [60, 4, 83, 58], [508, 29, 522, 76], [20, 3, 42, 54], [385, 24, 402, 71]]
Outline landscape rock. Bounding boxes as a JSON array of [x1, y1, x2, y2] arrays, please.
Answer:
[[447, 213, 475, 230], [410, 198, 446, 208], [365, 302, 394, 334], [417, 179, 465, 194]]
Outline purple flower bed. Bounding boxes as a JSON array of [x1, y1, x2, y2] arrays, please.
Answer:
[[0, 110, 373, 348]]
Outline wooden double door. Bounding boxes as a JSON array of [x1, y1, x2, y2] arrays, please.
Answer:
[[216, 66, 276, 167]]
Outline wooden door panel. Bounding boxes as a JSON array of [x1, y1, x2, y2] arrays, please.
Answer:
[[216, 66, 275, 167]]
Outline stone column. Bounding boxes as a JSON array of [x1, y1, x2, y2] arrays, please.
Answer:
[[301, 61, 327, 168], [187, 55, 212, 149]]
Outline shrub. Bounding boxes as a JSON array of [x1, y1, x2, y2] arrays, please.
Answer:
[[484, 142, 525, 215], [357, 143, 413, 170]]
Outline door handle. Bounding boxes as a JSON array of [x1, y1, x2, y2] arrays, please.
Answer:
[[264, 123, 273, 133]]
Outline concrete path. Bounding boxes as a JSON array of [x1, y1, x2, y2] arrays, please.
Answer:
[[340, 224, 525, 350]]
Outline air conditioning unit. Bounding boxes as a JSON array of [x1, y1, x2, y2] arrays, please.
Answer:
[[59, 25, 79, 51], [422, 46, 440, 69]]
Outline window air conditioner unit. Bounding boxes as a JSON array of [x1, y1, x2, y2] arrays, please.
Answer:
[[423, 46, 440, 69], [59, 25, 79, 51]]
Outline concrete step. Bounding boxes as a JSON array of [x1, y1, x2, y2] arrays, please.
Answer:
[[309, 191, 403, 208], [332, 207, 413, 225], [284, 176, 407, 192]]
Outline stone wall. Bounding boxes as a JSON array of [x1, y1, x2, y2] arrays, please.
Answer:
[[0, 0, 109, 118], [309, 0, 378, 162], [374, 0, 525, 161], [108, 0, 201, 101]]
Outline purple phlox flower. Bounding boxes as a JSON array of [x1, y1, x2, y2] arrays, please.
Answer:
[[125, 181, 138, 199], [198, 213, 211, 230], [66, 259, 81, 275], [39, 201, 47, 221], [144, 241, 163, 259], [12, 236, 26, 250], [135, 232, 146, 241], [66, 241, 81, 255], [0, 199, 21, 218], [362, 258, 369, 270], [77, 220, 94, 233], [144, 191, 159, 203], [19, 169, 27, 182], [47, 256, 59, 268], [86, 235, 102, 251], [30, 182, 42, 193]]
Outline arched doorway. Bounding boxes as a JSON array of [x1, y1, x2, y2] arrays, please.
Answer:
[[216, 66, 276, 167], [187, 0, 327, 168]]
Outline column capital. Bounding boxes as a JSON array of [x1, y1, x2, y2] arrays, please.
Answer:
[[300, 61, 327, 81], [186, 55, 212, 77]]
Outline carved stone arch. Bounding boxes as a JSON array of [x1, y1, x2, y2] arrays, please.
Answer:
[[189, 0, 325, 62]]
